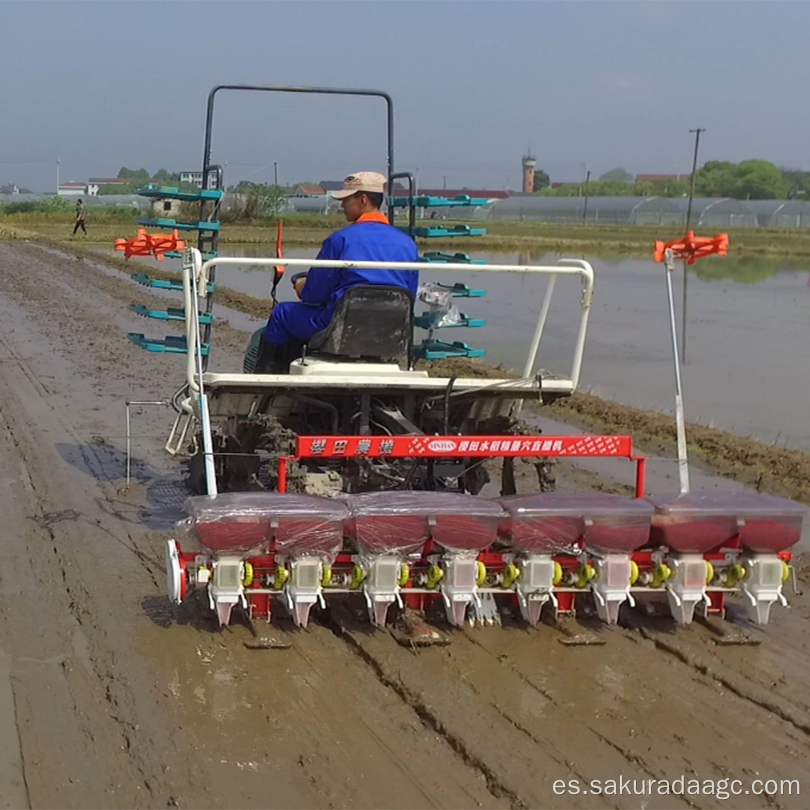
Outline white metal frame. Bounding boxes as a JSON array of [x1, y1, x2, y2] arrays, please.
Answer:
[[183, 252, 594, 391]]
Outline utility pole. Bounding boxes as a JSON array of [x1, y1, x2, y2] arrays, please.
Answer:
[[682, 127, 705, 364], [685, 128, 705, 232], [582, 170, 591, 224], [56, 157, 60, 194], [443, 175, 447, 190], [273, 161, 278, 187]]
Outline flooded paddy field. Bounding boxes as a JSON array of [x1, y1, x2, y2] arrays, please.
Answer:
[[0, 240, 809, 809]]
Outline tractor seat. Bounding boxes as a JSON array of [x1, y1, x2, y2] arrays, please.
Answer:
[[306, 285, 413, 361]]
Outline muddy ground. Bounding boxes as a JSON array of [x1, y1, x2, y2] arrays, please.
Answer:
[[1, 239, 809, 810]]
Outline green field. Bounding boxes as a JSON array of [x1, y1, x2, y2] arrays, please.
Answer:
[[5, 210, 810, 257]]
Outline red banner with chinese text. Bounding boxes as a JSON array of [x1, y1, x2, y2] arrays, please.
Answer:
[[295, 434, 634, 459]]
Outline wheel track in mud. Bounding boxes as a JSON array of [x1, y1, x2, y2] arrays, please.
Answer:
[[0, 429, 159, 805], [458, 613, 810, 810], [0, 243, 239, 806], [0, 328, 164, 590], [284, 640, 450, 810], [624, 619, 810, 737], [318, 596, 810, 810], [326, 614, 528, 809], [0, 330, 196, 806], [320, 606, 709, 810], [166, 607, 508, 809]]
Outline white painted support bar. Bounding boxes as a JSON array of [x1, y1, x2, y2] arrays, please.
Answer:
[[183, 249, 217, 496], [664, 249, 690, 494]]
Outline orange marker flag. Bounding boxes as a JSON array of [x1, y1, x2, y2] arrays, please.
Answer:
[[654, 231, 729, 265], [275, 220, 285, 278], [115, 229, 187, 260]]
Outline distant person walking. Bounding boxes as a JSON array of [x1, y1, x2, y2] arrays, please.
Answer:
[[73, 199, 87, 236]]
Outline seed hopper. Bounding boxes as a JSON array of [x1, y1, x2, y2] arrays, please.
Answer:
[[121, 85, 803, 637]]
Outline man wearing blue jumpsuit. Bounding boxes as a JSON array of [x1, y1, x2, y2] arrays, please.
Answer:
[[253, 172, 419, 373]]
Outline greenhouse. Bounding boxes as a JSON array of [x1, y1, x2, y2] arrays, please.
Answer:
[[477, 195, 810, 228], [669, 197, 758, 229], [745, 199, 810, 228]]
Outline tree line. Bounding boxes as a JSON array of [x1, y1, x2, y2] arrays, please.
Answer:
[[93, 167, 201, 196], [100, 161, 810, 203], [532, 160, 808, 200]]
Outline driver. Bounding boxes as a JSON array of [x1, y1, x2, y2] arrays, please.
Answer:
[[251, 171, 419, 373]]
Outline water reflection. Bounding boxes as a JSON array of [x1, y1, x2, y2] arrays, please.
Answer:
[[693, 254, 810, 284], [514, 249, 810, 285]]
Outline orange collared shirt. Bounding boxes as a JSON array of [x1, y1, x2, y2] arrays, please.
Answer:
[[355, 212, 390, 225]]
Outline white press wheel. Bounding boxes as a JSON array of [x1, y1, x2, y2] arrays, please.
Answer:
[[166, 539, 188, 604]]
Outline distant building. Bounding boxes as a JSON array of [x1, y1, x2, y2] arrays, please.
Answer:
[[179, 171, 204, 188], [522, 154, 537, 194], [87, 177, 132, 196], [292, 183, 326, 196], [319, 180, 345, 192], [57, 182, 86, 196], [152, 198, 183, 216], [0, 183, 20, 195]]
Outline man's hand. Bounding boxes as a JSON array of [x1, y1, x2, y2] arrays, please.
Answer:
[[292, 273, 308, 299]]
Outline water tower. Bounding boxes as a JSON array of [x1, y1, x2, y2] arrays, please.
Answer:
[[522, 153, 537, 194]]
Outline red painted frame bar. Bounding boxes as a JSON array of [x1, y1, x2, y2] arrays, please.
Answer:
[[277, 434, 647, 497]]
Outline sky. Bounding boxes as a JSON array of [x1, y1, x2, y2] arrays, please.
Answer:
[[1, 0, 808, 193]]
